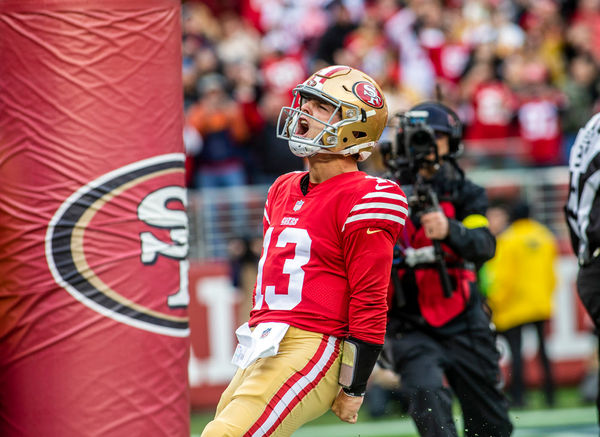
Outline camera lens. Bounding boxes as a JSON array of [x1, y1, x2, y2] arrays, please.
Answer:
[[409, 129, 436, 156], [379, 140, 392, 155], [412, 130, 433, 146]]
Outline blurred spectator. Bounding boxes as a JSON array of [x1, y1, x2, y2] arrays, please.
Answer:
[[570, 0, 600, 63], [186, 73, 251, 257], [459, 0, 496, 48], [492, 6, 526, 59], [181, 3, 223, 109], [478, 201, 510, 299], [486, 201, 511, 237], [216, 12, 261, 66], [385, 5, 436, 101], [183, 2, 221, 43], [561, 53, 600, 161], [224, 60, 265, 175], [314, 0, 358, 69], [518, 0, 567, 85], [260, 48, 306, 97], [461, 59, 519, 165], [186, 73, 249, 189], [515, 61, 566, 166], [182, 35, 202, 109], [486, 200, 558, 408], [416, 0, 470, 86], [248, 91, 306, 184], [340, 10, 390, 84], [565, 20, 596, 62]]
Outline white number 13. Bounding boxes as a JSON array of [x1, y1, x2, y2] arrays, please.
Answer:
[[253, 227, 311, 310]]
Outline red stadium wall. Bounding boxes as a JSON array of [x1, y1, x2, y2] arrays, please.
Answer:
[[189, 256, 596, 411], [0, 1, 189, 435], [188, 262, 243, 409]]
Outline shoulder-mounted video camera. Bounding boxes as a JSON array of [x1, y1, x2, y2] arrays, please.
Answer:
[[381, 103, 464, 301], [380, 108, 451, 217], [380, 102, 463, 185]]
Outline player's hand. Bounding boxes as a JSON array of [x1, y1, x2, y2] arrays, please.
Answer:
[[420, 211, 449, 240], [331, 389, 363, 423]]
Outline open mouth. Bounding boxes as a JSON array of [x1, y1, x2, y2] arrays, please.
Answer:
[[295, 117, 309, 137]]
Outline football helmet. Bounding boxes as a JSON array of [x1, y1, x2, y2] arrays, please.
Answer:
[[277, 65, 388, 161]]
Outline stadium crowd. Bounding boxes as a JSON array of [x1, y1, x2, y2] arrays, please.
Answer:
[[182, 0, 600, 189]]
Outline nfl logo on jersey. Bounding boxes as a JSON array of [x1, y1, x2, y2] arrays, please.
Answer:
[[293, 200, 304, 211], [261, 328, 272, 338]]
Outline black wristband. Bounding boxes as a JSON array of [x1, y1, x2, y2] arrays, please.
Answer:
[[338, 337, 383, 396]]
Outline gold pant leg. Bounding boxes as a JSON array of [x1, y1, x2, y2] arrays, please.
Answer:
[[201, 327, 341, 437]]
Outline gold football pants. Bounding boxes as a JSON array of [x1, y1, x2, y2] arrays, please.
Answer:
[[201, 326, 342, 437]]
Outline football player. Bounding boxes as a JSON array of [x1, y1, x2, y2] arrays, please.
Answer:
[[201, 65, 407, 436]]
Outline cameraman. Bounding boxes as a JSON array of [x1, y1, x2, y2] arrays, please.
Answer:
[[382, 102, 513, 437]]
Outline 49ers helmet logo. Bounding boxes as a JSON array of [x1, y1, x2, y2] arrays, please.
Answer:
[[353, 81, 384, 108], [45, 154, 189, 337]]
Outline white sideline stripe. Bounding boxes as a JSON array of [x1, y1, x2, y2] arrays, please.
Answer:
[[286, 406, 597, 437], [350, 202, 408, 214], [363, 192, 406, 201]]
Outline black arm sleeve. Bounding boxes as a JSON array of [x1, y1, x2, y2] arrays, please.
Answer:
[[442, 178, 496, 264], [339, 337, 382, 397], [443, 219, 496, 263]]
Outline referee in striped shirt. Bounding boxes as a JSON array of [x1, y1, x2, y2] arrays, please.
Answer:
[[566, 111, 600, 427]]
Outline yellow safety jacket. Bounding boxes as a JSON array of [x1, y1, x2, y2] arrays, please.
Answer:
[[485, 218, 558, 332]]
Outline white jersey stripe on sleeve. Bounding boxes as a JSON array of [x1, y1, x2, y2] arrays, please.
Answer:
[[263, 208, 270, 225], [350, 202, 408, 214], [363, 192, 407, 201], [343, 212, 406, 228]]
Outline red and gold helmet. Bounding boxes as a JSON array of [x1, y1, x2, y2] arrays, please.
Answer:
[[277, 65, 388, 161]]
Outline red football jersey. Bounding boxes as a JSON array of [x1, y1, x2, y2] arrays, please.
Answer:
[[249, 171, 407, 343], [517, 96, 563, 165], [465, 81, 518, 140]]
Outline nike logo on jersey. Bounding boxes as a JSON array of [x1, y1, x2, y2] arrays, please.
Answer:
[[366, 228, 382, 234], [375, 184, 394, 190]]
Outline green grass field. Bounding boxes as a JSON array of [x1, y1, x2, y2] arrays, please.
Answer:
[[191, 387, 598, 436]]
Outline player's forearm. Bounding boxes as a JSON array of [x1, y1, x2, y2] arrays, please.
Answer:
[[344, 227, 395, 343], [339, 336, 383, 397]]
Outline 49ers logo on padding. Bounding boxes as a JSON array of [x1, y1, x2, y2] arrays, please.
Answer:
[[353, 81, 384, 108], [45, 154, 189, 337]]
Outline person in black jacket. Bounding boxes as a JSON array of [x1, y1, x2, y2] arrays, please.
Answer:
[[381, 102, 513, 437], [565, 111, 600, 427]]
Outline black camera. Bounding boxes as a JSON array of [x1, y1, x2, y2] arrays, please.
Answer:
[[380, 110, 441, 183]]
